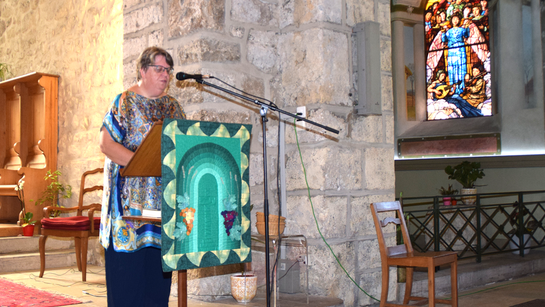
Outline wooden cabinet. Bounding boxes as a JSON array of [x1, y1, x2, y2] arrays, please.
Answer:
[[0, 72, 58, 236]]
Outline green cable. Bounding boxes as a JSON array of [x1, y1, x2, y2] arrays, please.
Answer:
[[293, 120, 381, 302], [293, 121, 544, 302]]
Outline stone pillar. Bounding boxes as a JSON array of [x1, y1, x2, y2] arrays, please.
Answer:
[[531, 0, 544, 114], [392, 20, 407, 133], [498, 0, 523, 110], [122, 1, 394, 306], [413, 23, 426, 122], [498, 0, 545, 152]]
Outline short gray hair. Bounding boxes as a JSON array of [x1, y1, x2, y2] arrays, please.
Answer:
[[136, 47, 174, 81]]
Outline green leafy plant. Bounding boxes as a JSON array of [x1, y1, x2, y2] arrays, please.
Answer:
[[444, 161, 485, 188], [34, 170, 72, 216], [0, 63, 10, 81], [438, 184, 458, 196], [21, 212, 36, 227]]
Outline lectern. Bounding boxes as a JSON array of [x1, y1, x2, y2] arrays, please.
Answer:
[[120, 121, 188, 307], [121, 119, 253, 307]]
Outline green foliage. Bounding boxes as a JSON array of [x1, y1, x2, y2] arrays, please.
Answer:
[[0, 63, 10, 81], [34, 170, 72, 208], [438, 184, 458, 196], [444, 161, 485, 188], [22, 212, 36, 226]]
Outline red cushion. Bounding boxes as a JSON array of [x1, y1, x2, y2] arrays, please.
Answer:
[[41, 216, 100, 231]]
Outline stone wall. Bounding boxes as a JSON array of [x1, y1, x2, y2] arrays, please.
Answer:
[[122, 0, 395, 306], [1, 0, 395, 305], [0, 0, 123, 263], [0, 0, 122, 175]]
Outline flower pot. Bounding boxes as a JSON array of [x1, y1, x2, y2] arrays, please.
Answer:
[[509, 233, 531, 255], [460, 188, 477, 205], [22, 225, 35, 236], [231, 274, 257, 303], [443, 197, 452, 206]]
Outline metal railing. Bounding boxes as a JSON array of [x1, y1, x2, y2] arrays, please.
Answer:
[[399, 190, 545, 262]]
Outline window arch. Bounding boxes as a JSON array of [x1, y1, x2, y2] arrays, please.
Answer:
[[424, 0, 492, 120]]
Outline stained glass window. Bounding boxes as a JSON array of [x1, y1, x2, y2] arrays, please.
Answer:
[[425, 0, 492, 120]]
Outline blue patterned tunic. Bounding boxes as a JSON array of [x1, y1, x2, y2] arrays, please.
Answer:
[[99, 91, 185, 252]]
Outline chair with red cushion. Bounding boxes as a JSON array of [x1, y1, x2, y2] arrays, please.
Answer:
[[39, 168, 103, 282]]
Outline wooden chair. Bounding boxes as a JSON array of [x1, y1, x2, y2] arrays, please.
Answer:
[[370, 201, 458, 307], [39, 168, 103, 282]]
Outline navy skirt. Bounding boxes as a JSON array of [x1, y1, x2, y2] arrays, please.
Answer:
[[105, 242, 172, 307]]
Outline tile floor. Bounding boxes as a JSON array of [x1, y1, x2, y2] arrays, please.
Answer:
[[1, 265, 545, 306], [0, 265, 341, 307]]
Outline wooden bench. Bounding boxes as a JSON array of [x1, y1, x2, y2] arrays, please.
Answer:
[[0, 72, 59, 236]]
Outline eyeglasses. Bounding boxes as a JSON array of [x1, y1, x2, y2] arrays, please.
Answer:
[[148, 65, 173, 74]]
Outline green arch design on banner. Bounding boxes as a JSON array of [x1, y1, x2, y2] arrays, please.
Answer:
[[161, 119, 252, 271]]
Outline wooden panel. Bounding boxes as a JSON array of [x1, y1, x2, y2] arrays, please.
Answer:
[[0, 185, 17, 196], [14, 83, 29, 168], [37, 74, 58, 172], [121, 122, 163, 177], [398, 134, 500, 158], [0, 196, 21, 223], [0, 224, 23, 236], [27, 80, 47, 168], [0, 72, 59, 232], [0, 89, 6, 167], [4, 88, 21, 170]]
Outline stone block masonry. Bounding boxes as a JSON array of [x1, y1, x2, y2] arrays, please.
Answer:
[[0, 0, 395, 305], [121, 0, 395, 305]]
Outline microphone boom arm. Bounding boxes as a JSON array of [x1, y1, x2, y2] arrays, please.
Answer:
[[197, 79, 340, 134], [195, 77, 338, 307]]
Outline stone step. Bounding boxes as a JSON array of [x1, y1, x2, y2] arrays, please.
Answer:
[[0, 249, 78, 274], [0, 235, 102, 274], [0, 236, 74, 254], [396, 249, 545, 301]]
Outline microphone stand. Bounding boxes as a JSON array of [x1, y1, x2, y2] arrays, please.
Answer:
[[195, 78, 339, 307]]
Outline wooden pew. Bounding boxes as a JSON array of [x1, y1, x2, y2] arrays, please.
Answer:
[[0, 72, 59, 236]]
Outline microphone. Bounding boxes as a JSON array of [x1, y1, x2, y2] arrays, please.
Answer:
[[176, 72, 210, 81]]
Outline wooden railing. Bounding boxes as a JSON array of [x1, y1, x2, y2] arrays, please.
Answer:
[[0, 72, 59, 236]]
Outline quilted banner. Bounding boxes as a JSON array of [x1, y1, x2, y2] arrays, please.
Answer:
[[161, 118, 252, 272]]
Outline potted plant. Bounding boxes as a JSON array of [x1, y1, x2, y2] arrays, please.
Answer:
[[230, 263, 257, 303], [438, 184, 458, 206], [33, 170, 72, 217], [444, 161, 485, 205], [21, 212, 37, 236], [507, 202, 539, 255]]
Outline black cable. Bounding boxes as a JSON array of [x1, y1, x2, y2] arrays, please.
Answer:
[[277, 260, 300, 281], [28, 270, 106, 289]]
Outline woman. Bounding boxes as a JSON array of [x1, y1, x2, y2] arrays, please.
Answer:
[[99, 46, 185, 306]]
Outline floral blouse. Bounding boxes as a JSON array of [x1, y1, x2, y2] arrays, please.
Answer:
[[99, 91, 186, 252]]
